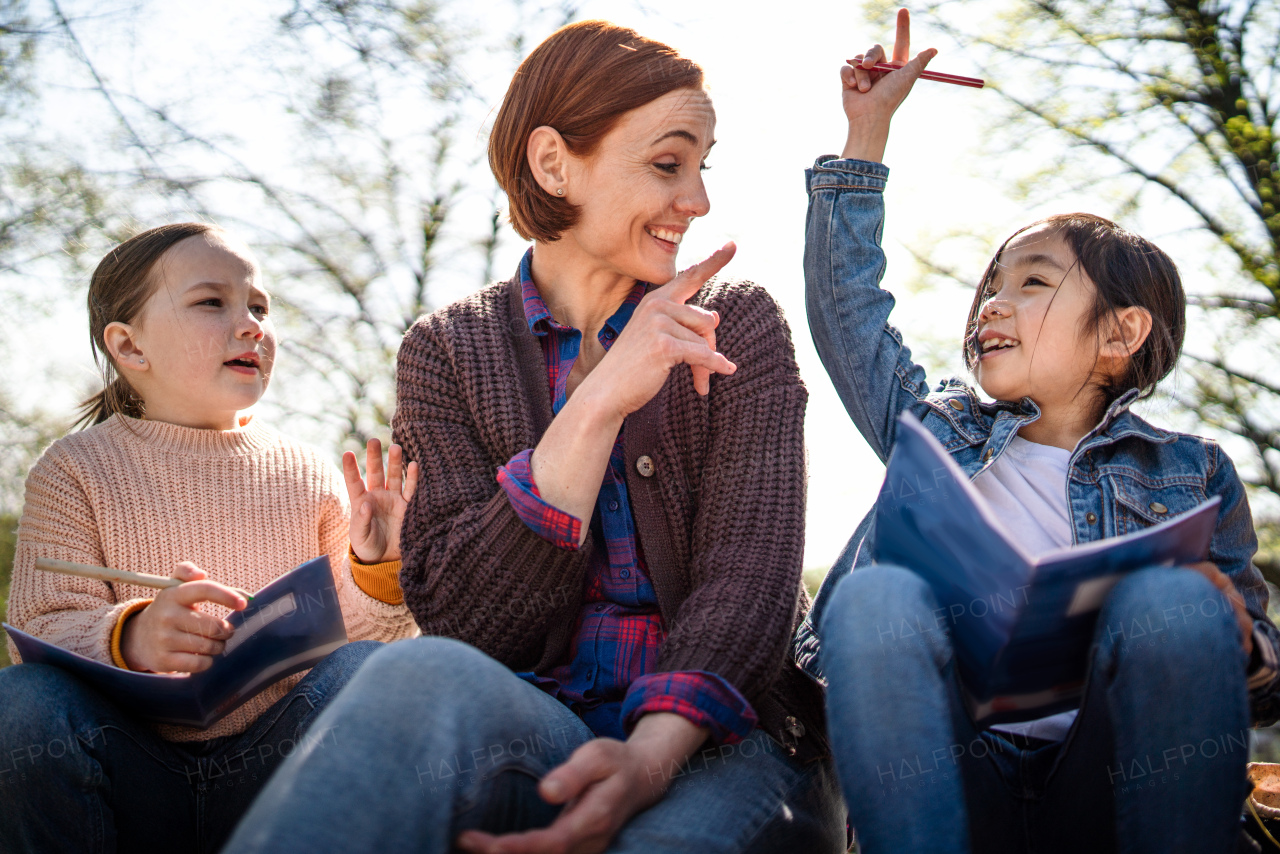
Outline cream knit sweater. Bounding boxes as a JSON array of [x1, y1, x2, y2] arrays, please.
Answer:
[[5, 414, 419, 741]]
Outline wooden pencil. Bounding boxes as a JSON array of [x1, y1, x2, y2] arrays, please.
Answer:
[[846, 60, 986, 89], [34, 557, 253, 600]]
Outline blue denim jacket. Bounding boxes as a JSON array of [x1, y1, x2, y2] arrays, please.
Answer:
[[794, 155, 1280, 725]]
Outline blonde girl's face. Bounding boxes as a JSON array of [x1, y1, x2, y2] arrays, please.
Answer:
[[110, 233, 276, 430], [971, 225, 1101, 409]]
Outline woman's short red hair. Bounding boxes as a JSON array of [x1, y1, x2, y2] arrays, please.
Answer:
[[488, 20, 704, 243]]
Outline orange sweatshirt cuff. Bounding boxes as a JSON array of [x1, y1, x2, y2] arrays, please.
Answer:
[[349, 546, 404, 606], [110, 599, 154, 670]]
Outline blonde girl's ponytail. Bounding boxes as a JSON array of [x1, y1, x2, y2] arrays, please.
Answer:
[[78, 377, 146, 427], [75, 222, 221, 430]]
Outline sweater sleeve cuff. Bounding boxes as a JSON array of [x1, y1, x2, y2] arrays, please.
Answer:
[[109, 599, 154, 670], [621, 670, 758, 745], [496, 449, 583, 551], [349, 545, 404, 606]]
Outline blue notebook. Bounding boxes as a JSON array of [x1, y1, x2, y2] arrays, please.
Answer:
[[873, 414, 1219, 725], [5, 556, 349, 729]]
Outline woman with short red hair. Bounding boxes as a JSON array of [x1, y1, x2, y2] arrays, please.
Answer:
[[225, 21, 844, 853]]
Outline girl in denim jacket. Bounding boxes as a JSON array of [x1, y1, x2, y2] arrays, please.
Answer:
[[800, 11, 1280, 853]]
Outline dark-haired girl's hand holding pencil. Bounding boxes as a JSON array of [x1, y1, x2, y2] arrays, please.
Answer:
[[841, 9, 937, 163]]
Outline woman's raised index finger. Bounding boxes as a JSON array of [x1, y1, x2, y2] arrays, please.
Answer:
[[663, 242, 737, 304], [892, 8, 911, 64]]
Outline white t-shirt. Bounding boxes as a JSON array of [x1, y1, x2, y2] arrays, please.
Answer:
[[971, 435, 1073, 558], [971, 435, 1078, 742]]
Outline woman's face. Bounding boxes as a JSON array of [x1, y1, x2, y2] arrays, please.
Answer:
[[559, 87, 715, 284]]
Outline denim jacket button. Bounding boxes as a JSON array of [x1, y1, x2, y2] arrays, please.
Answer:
[[1149, 502, 1168, 515], [635, 455, 655, 477], [949, 399, 964, 411], [1086, 512, 1098, 524], [982, 448, 994, 463]]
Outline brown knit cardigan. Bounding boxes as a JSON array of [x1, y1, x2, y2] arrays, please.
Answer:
[[392, 274, 828, 761]]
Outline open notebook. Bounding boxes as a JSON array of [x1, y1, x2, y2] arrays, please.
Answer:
[[873, 413, 1219, 725], [6, 556, 348, 729]]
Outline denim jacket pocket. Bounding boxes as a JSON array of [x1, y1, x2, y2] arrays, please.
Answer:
[[1109, 472, 1207, 537], [920, 390, 989, 449]]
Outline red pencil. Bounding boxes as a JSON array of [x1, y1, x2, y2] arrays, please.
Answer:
[[847, 60, 985, 89]]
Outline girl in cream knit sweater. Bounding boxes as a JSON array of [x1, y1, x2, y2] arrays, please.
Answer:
[[0, 222, 419, 853]]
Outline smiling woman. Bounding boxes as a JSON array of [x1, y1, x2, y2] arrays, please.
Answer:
[[221, 19, 847, 854]]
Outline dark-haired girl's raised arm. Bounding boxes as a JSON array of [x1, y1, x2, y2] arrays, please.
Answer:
[[804, 19, 944, 461]]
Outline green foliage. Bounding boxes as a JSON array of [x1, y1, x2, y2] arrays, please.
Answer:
[[0, 392, 69, 517], [0, 1, 39, 117], [803, 566, 829, 598], [0, 514, 17, 668], [1259, 520, 1280, 590]]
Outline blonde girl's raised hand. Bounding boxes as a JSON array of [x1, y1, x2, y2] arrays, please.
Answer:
[[841, 8, 937, 163], [343, 438, 420, 564]]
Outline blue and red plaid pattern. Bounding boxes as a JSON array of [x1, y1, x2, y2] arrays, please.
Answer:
[[496, 451, 580, 550], [496, 248, 757, 744]]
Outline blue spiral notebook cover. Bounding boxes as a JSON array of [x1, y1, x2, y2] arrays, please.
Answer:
[[5, 556, 349, 729], [873, 414, 1219, 725]]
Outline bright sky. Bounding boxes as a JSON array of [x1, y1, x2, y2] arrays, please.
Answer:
[[13, 0, 1248, 568]]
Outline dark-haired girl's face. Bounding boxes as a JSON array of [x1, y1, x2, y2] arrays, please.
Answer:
[[973, 225, 1104, 410], [559, 87, 715, 284]]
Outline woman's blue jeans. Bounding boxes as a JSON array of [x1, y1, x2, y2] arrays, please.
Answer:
[[0, 639, 382, 854], [221, 636, 847, 853], [821, 565, 1250, 854]]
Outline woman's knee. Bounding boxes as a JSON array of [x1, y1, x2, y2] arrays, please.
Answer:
[[351, 636, 514, 700]]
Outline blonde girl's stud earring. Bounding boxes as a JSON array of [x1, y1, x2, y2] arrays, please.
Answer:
[[138, 358, 145, 364], [556, 188, 565, 196]]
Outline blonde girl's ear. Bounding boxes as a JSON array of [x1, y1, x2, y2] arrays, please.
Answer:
[[103, 321, 149, 374], [1101, 305, 1154, 361]]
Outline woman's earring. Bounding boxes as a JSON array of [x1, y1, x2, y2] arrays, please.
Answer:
[[138, 358, 145, 364], [556, 188, 565, 196]]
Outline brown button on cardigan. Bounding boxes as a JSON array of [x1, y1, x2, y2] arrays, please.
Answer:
[[392, 274, 828, 761]]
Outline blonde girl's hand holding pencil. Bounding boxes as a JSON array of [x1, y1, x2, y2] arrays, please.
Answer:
[[840, 9, 937, 163], [119, 562, 249, 674], [343, 438, 420, 564]]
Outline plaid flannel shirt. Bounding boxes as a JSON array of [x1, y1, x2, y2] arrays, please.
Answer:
[[496, 249, 757, 744]]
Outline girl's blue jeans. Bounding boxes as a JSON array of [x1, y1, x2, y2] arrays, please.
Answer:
[[221, 636, 847, 853], [0, 639, 381, 854], [821, 564, 1250, 854]]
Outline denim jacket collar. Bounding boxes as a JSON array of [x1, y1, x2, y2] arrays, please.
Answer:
[[976, 387, 1174, 457], [1080, 389, 1178, 449]]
